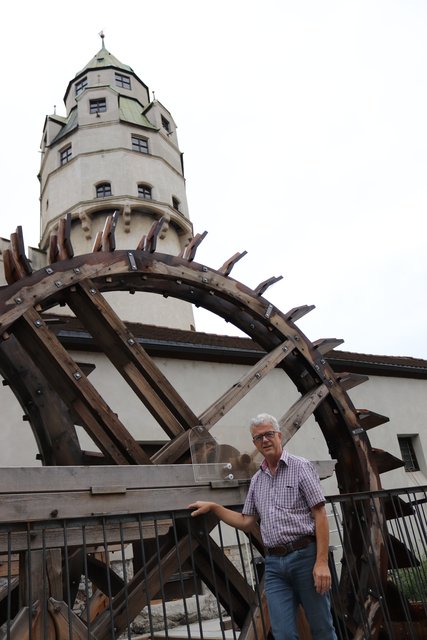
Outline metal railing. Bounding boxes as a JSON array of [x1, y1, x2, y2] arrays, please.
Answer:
[[0, 484, 426, 638]]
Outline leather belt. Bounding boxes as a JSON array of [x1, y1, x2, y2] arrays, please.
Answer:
[[266, 535, 315, 556]]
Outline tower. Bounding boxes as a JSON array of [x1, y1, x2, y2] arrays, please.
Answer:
[[37, 35, 195, 329]]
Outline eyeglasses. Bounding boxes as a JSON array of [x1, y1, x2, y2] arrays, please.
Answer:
[[252, 430, 277, 443]]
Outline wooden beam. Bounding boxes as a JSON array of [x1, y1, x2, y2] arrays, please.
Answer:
[[13, 308, 150, 465], [0, 464, 202, 493], [217, 251, 247, 277], [152, 341, 292, 464], [0, 520, 173, 554], [0, 484, 249, 523], [66, 280, 198, 437], [199, 341, 292, 429]]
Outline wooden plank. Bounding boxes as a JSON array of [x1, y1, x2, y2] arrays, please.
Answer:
[[0, 520, 173, 553], [237, 575, 270, 640], [56, 214, 74, 261], [66, 279, 198, 437], [48, 598, 97, 639], [254, 276, 283, 297], [13, 308, 150, 465], [181, 231, 207, 262], [284, 305, 315, 323], [192, 543, 252, 627], [337, 372, 369, 390], [6, 604, 38, 639], [217, 251, 247, 276], [91, 528, 199, 637], [356, 409, 390, 430], [0, 465, 202, 494], [0, 484, 249, 523], [46, 549, 63, 601], [313, 338, 344, 355], [11, 227, 32, 276]]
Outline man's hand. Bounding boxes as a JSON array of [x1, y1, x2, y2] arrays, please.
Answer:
[[187, 501, 215, 516], [313, 560, 332, 594]]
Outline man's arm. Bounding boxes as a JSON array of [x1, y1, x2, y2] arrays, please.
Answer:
[[311, 503, 332, 594], [188, 501, 258, 532]]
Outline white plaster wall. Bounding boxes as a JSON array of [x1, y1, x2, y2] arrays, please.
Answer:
[[0, 337, 426, 495]]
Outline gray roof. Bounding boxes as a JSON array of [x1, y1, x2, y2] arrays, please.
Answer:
[[76, 46, 133, 77]]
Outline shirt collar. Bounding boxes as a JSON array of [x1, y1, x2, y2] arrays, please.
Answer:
[[260, 447, 288, 472]]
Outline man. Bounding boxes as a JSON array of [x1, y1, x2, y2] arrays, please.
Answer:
[[188, 413, 337, 640]]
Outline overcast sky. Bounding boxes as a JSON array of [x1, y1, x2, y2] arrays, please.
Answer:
[[1, 1, 426, 358]]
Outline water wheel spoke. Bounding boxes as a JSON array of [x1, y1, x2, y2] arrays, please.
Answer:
[[13, 308, 149, 465], [199, 341, 292, 429], [92, 530, 199, 638], [192, 541, 255, 627], [66, 279, 198, 437]]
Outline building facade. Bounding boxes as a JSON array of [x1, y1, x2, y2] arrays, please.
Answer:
[[0, 40, 426, 497]]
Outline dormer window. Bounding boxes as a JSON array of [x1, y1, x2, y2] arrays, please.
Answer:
[[161, 115, 171, 133], [115, 73, 131, 90], [90, 98, 107, 114], [96, 182, 112, 198], [75, 77, 88, 96], [60, 144, 72, 166]]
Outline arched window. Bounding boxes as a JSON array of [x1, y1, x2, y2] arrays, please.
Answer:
[[138, 184, 152, 200], [96, 182, 112, 198]]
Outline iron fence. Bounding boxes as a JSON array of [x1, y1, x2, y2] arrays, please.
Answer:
[[0, 485, 426, 638]]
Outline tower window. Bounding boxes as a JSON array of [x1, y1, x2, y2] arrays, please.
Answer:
[[398, 436, 420, 472], [75, 77, 88, 96], [96, 182, 112, 198], [60, 144, 72, 166], [90, 98, 107, 114], [172, 197, 180, 211], [161, 115, 171, 132], [132, 135, 149, 154], [138, 184, 152, 200], [115, 73, 131, 89]]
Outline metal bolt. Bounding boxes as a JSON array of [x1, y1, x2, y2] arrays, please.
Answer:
[[74, 267, 81, 274], [127, 338, 135, 346], [14, 297, 23, 304], [54, 280, 63, 288], [73, 372, 82, 380], [255, 372, 261, 379], [34, 319, 42, 327], [202, 277, 208, 283], [89, 288, 97, 294], [45, 267, 53, 274]]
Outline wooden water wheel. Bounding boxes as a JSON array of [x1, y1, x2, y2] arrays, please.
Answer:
[[0, 214, 422, 639]]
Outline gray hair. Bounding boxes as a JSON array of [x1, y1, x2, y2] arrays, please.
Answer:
[[249, 413, 280, 435]]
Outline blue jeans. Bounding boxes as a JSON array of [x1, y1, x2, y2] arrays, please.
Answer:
[[264, 542, 337, 640]]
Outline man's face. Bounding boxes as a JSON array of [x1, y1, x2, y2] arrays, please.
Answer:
[[252, 422, 282, 457]]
